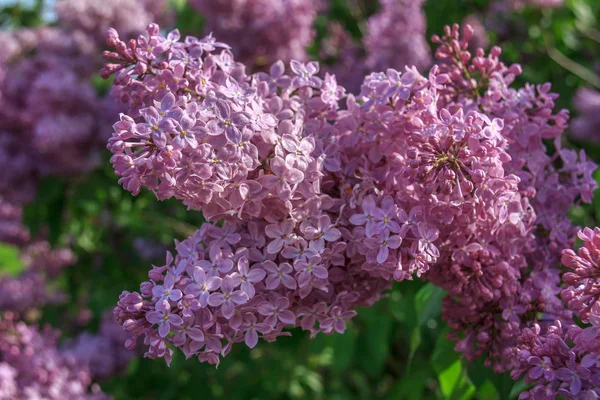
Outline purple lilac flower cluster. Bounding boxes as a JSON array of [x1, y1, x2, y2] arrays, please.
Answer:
[[63, 312, 136, 381], [572, 87, 600, 143], [318, 0, 431, 94], [103, 22, 599, 396], [0, 312, 109, 399], [0, 27, 106, 177], [362, 0, 431, 74], [0, 0, 170, 312], [56, 0, 169, 45], [430, 24, 596, 382], [188, 0, 317, 68], [0, 240, 76, 314], [510, 227, 600, 399], [506, 0, 564, 9]]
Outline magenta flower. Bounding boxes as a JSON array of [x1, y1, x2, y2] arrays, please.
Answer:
[[297, 302, 328, 331], [220, 77, 255, 106], [178, 294, 201, 318], [241, 314, 272, 349], [152, 273, 183, 303], [172, 318, 205, 347], [281, 134, 315, 171], [320, 306, 356, 334], [526, 356, 555, 381], [257, 297, 296, 327], [373, 199, 401, 234], [205, 100, 250, 142], [417, 224, 440, 258], [366, 230, 402, 264], [290, 60, 322, 88], [302, 215, 341, 245], [555, 353, 591, 395], [265, 220, 295, 254], [294, 256, 328, 287], [261, 156, 304, 199], [263, 261, 297, 290], [208, 275, 249, 319], [146, 300, 184, 338], [237, 256, 266, 298], [198, 246, 234, 277], [171, 114, 200, 149], [184, 267, 221, 307], [349, 197, 379, 237]]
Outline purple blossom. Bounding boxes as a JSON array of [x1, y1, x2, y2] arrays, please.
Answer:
[[152, 273, 183, 303], [320, 307, 357, 334], [207, 275, 249, 319], [241, 314, 271, 349], [237, 256, 265, 298], [184, 267, 222, 307], [146, 300, 184, 337], [257, 297, 296, 327], [263, 261, 297, 290]]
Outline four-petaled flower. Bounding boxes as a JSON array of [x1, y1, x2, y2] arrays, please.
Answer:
[[290, 60, 322, 88], [208, 275, 249, 319], [349, 197, 379, 237], [263, 261, 297, 290], [198, 246, 234, 277], [241, 313, 272, 349], [294, 256, 328, 287], [146, 300, 184, 338], [237, 256, 266, 298], [366, 230, 402, 264], [184, 267, 222, 307], [152, 273, 183, 303], [265, 220, 296, 254], [320, 306, 357, 334], [257, 297, 296, 327]]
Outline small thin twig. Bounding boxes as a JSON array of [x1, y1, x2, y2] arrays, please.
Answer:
[[547, 46, 600, 90], [577, 24, 600, 45]]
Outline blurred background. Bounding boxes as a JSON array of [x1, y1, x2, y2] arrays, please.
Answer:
[[1, 0, 600, 399]]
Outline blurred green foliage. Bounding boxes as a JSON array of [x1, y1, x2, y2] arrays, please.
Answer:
[[3, 0, 600, 398]]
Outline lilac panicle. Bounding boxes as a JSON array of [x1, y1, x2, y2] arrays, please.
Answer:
[[103, 22, 599, 400]]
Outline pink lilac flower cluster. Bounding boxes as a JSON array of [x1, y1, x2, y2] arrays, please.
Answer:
[[0, 312, 109, 400], [188, 0, 317, 68], [571, 87, 600, 143], [430, 24, 596, 379], [510, 228, 600, 399], [103, 22, 599, 396]]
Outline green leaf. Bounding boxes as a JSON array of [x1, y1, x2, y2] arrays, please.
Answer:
[[329, 326, 356, 373], [415, 283, 446, 326], [431, 329, 457, 375], [438, 360, 475, 400], [0, 243, 25, 277], [478, 379, 500, 400], [357, 303, 393, 378]]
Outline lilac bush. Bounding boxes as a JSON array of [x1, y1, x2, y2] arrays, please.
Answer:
[[100, 20, 600, 398]]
